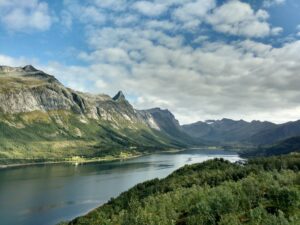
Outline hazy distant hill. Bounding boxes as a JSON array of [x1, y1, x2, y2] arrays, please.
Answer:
[[249, 120, 300, 145], [182, 118, 277, 144]]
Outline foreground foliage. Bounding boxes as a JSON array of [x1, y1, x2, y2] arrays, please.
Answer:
[[242, 136, 300, 157], [64, 154, 300, 225]]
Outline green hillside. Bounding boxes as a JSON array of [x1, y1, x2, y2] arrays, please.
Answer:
[[0, 110, 180, 165], [0, 66, 190, 165], [241, 136, 300, 157], [63, 155, 300, 225]]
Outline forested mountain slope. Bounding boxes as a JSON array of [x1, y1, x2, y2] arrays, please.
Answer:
[[242, 136, 300, 157], [64, 155, 300, 225]]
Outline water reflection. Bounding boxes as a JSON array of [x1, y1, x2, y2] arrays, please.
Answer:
[[0, 149, 241, 225]]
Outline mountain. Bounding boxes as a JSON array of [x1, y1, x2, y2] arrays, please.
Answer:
[[64, 155, 300, 225], [182, 118, 277, 144], [249, 120, 300, 145], [0, 65, 188, 163], [2, 65, 300, 164], [139, 108, 201, 145], [242, 136, 300, 157]]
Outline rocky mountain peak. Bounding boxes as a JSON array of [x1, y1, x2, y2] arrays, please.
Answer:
[[22, 65, 38, 72], [148, 107, 171, 114], [113, 91, 126, 101], [0, 65, 38, 73], [0, 65, 58, 83]]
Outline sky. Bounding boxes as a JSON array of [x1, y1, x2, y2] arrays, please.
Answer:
[[0, 0, 300, 124]]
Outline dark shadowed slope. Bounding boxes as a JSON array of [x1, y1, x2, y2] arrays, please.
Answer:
[[182, 118, 277, 144], [242, 136, 300, 157], [249, 120, 300, 145]]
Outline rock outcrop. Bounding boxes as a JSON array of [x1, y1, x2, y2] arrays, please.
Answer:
[[0, 65, 192, 161], [0, 65, 155, 126]]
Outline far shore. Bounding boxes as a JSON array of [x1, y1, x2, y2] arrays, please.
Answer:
[[0, 153, 143, 169], [0, 146, 237, 169]]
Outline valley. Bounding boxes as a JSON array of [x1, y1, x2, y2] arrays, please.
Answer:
[[0, 65, 300, 225], [1, 65, 300, 166]]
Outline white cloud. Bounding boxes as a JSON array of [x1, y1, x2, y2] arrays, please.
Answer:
[[1, 0, 297, 124], [41, 17, 300, 124], [63, 1, 106, 25], [145, 20, 177, 31], [133, 1, 168, 17], [61, 10, 73, 29], [263, 0, 286, 8], [193, 35, 209, 44], [92, 0, 128, 11], [173, 0, 216, 28], [79, 6, 106, 24], [61, 0, 279, 39], [0, 0, 53, 32], [271, 27, 283, 35], [0, 54, 34, 66], [207, 1, 275, 38], [27, 0, 292, 124]]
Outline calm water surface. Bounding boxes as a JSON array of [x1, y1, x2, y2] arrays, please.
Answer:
[[0, 149, 242, 225]]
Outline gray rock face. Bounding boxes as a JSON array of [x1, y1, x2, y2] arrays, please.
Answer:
[[139, 108, 197, 145], [0, 65, 160, 129], [113, 91, 126, 102], [137, 110, 161, 130], [0, 75, 78, 114]]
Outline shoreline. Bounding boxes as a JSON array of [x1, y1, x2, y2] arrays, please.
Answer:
[[0, 147, 233, 169], [0, 153, 143, 169], [0, 148, 187, 169], [58, 148, 243, 225]]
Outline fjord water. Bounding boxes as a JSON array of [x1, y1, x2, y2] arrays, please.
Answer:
[[0, 149, 241, 225]]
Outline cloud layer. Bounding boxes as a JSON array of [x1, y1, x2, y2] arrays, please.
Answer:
[[1, 0, 300, 124], [0, 0, 53, 32]]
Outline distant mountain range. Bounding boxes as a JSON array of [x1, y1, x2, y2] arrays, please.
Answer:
[[182, 119, 277, 145], [182, 118, 300, 147], [1, 65, 300, 163]]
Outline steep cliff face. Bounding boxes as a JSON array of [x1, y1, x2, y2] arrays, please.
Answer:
[[0, 65, 77, 114], [0, 66, 185, 162], [140, 108, 202, 146], [0, 66, 157, 126]]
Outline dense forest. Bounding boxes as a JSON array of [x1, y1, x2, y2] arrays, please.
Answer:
[[241, 136, 300, 157], [62, 154, 300, 225]]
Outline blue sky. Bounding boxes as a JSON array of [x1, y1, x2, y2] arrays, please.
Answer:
[[0, 0, 300, 124]]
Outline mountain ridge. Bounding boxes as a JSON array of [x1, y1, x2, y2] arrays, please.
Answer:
[[1, 65, 300, 163], [0, 65, 192, 163], [182, 118, 277, 144]]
